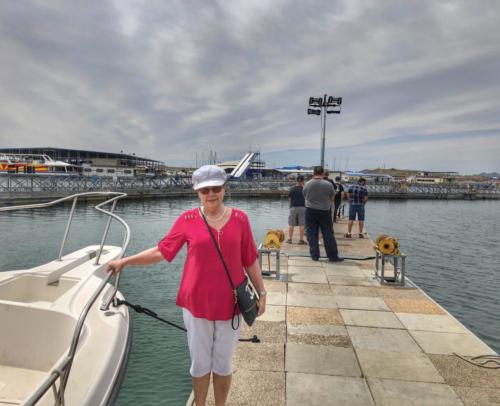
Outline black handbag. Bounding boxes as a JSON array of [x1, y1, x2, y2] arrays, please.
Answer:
[[199, 208, 259, 329]]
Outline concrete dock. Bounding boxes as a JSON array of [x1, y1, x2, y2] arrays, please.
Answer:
[[188, 219, 499, 405]]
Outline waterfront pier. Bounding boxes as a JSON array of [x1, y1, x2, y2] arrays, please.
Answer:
[[187, 219, 499, 405]]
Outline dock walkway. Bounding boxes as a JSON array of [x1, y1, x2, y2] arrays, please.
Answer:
[[189, 219, 499, 405]]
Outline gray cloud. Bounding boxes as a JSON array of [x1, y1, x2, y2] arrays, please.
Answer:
[[0, 0, 499, 173]]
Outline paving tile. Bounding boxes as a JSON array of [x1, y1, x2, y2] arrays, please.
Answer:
[[266, 291, 286, 306], [324, 265, 366, 277], [287, 307, 343, 326], [287, 266, 323, 276], [452, 386, 500, 406], [235, 342, 284, 372], [368, 378, 463, 406], [242, 320, 286, 344], [330, 285, 383, 297], [263, 279, 287, 293], [410, 331, 497, 356], [287, 282, 332, 296], [288, 269, 327, 284], [341, 309, 404, 329], [327, 275, 378, 286], [288, 324, 351, 347], [356, 349, 445, 383], [384, 297, 445, 314], [376, 286, 426, 299], [396, 313, 468, 333], [329, 259, 366, 267], [286, 293, 337, 309], [288, 324, 348, 336], [287, 265, 322, 273], [287, 259, 323, 268], [330, 285, 424, 299], [288, 333, 352, 347], [360, 268, 377, 278], [428, 354, 500, 388], [336, 296, 390, 311], [285, 343, 361, 377], [207, 370, 285, 406], [258, 304, 285, 322], [286, 373, 374, 406], [359, 262, 377, 270], [347, 326, 422, 353]]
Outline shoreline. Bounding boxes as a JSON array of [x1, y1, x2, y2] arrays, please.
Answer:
[[1, 189, 500, 205]]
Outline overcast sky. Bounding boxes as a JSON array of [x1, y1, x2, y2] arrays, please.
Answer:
[[1, 1, 499, 173]]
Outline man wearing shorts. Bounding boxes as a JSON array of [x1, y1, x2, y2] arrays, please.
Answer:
[[345, 177, 369, 238], [287, 175, 307, 244]]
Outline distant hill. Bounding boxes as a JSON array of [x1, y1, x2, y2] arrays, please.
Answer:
[[477, 172, 500, 178]]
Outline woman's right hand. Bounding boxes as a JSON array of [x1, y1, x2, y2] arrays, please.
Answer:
[[106, 259, 126, 275]]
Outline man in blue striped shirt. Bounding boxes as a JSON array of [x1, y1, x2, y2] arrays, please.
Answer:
[[345, 178, 368, 238]]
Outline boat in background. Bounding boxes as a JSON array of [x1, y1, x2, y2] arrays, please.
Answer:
[[0, 192, 132, 405], [0, 154, 82, 176]]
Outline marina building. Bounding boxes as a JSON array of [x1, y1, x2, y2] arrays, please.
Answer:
[[0, 147, 165, 177]]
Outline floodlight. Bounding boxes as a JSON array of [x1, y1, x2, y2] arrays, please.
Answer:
[[327, 96, 342, 106], [307, 93, 342, 168], [309, 97, 323, 107]]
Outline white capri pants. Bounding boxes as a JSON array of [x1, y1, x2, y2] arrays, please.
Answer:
[[182, 308, 241, 377]]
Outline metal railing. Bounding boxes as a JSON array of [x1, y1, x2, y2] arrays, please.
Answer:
[[1, 174, 498, 196], [0, 192, 130, 405]]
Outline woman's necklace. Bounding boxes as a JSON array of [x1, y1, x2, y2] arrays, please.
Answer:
[[202, 206, 226, 222]]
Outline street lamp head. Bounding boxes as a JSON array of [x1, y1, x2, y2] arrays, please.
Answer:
[[309, 97, 323, 107], [327, 96, 342, 106], [326, 108, 341, 114], [307, 108, 321, 115]]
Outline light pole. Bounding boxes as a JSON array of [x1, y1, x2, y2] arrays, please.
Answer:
[[307, 94, 342, 168]]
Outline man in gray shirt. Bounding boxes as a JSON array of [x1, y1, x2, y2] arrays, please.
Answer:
[[303, 166, 343, 262]]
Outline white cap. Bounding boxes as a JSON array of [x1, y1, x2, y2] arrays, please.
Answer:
[[192, 165, 227, 190]]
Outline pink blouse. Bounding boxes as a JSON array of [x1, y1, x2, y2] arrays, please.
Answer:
[[157, 208, 258, 321]]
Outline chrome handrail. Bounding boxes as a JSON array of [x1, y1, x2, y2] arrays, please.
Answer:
[[1, 192, 130, 405]]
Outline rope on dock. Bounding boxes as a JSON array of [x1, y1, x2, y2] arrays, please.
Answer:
[[116, 299, 261, 343], [286, 253, 376, 261], [453, 353, 500, 369]]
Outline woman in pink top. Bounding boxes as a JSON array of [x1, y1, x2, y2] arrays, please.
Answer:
[[106, 165, 266, 406]]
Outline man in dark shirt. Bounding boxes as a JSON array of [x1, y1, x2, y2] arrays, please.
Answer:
[[333, 176, 344, 222], [303, 166, 343, 262], [323, 170, 337, 224], [287, 175, 306, 244], [345, 177, 369, 238]]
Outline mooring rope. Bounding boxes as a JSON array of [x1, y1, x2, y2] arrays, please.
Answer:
[[116, 299, 260, 343], [453, 353, 500, 369], [287, 253, 376, 261]]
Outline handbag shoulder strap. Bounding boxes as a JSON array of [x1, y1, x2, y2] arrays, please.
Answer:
[[199, 208, 236, 290]]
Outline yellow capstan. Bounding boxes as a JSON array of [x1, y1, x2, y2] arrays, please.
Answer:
[[263, 229, 285, 249], [375, 234, 400, 255]]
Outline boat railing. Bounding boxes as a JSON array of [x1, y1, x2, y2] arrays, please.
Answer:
[[0, 192, 130, 406]]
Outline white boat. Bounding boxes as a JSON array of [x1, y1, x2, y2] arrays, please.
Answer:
[[0, 193, 132, 405]]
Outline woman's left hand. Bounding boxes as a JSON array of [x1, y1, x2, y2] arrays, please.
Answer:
[[257, 295, 266, 317]]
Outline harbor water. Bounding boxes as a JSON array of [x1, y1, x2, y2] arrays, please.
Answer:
[[1, 197, 499, 405]]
